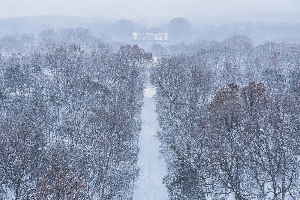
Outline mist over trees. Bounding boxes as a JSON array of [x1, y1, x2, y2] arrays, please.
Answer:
[[166, 17, 193, 43], [0, 16, 300, 200], [1, 17, 300, 53]]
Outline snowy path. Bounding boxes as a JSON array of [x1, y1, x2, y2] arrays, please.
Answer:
[[133, 84, 169, 200]]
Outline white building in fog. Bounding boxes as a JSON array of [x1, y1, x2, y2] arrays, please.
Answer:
[[132, 32, 169, 44]]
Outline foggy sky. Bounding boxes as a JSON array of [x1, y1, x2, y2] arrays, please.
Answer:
[[0, 0, 300, 25]]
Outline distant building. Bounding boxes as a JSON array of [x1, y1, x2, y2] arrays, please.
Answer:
[[132, 32, 169, 45]]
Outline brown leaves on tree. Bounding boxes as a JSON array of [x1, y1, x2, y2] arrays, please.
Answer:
[[34, 144, 86, 200]]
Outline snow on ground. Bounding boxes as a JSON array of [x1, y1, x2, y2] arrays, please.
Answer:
[[133, 85, 169, 200], [144, 87, 156, 98]]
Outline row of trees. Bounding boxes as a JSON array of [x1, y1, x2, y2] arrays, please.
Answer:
[[151, 40, 300, 199], [0, 44, 151, 199]]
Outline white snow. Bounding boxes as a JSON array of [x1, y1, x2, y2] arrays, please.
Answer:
[[133, 85, 168, 200], [144, 87, 156, 98]]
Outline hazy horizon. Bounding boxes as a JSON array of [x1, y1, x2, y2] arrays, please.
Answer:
[[0, 0, 300, 27]]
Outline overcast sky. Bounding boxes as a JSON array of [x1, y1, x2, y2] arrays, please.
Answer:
[[0, 0, 300, 25]]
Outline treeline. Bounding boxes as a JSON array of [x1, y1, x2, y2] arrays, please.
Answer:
[[0, 44, 151, 199], [0, 28, 116, 56], [151, 37, 300, 199]]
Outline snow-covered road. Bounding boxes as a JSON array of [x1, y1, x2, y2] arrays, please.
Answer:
[[133, 85, 169, 200]]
